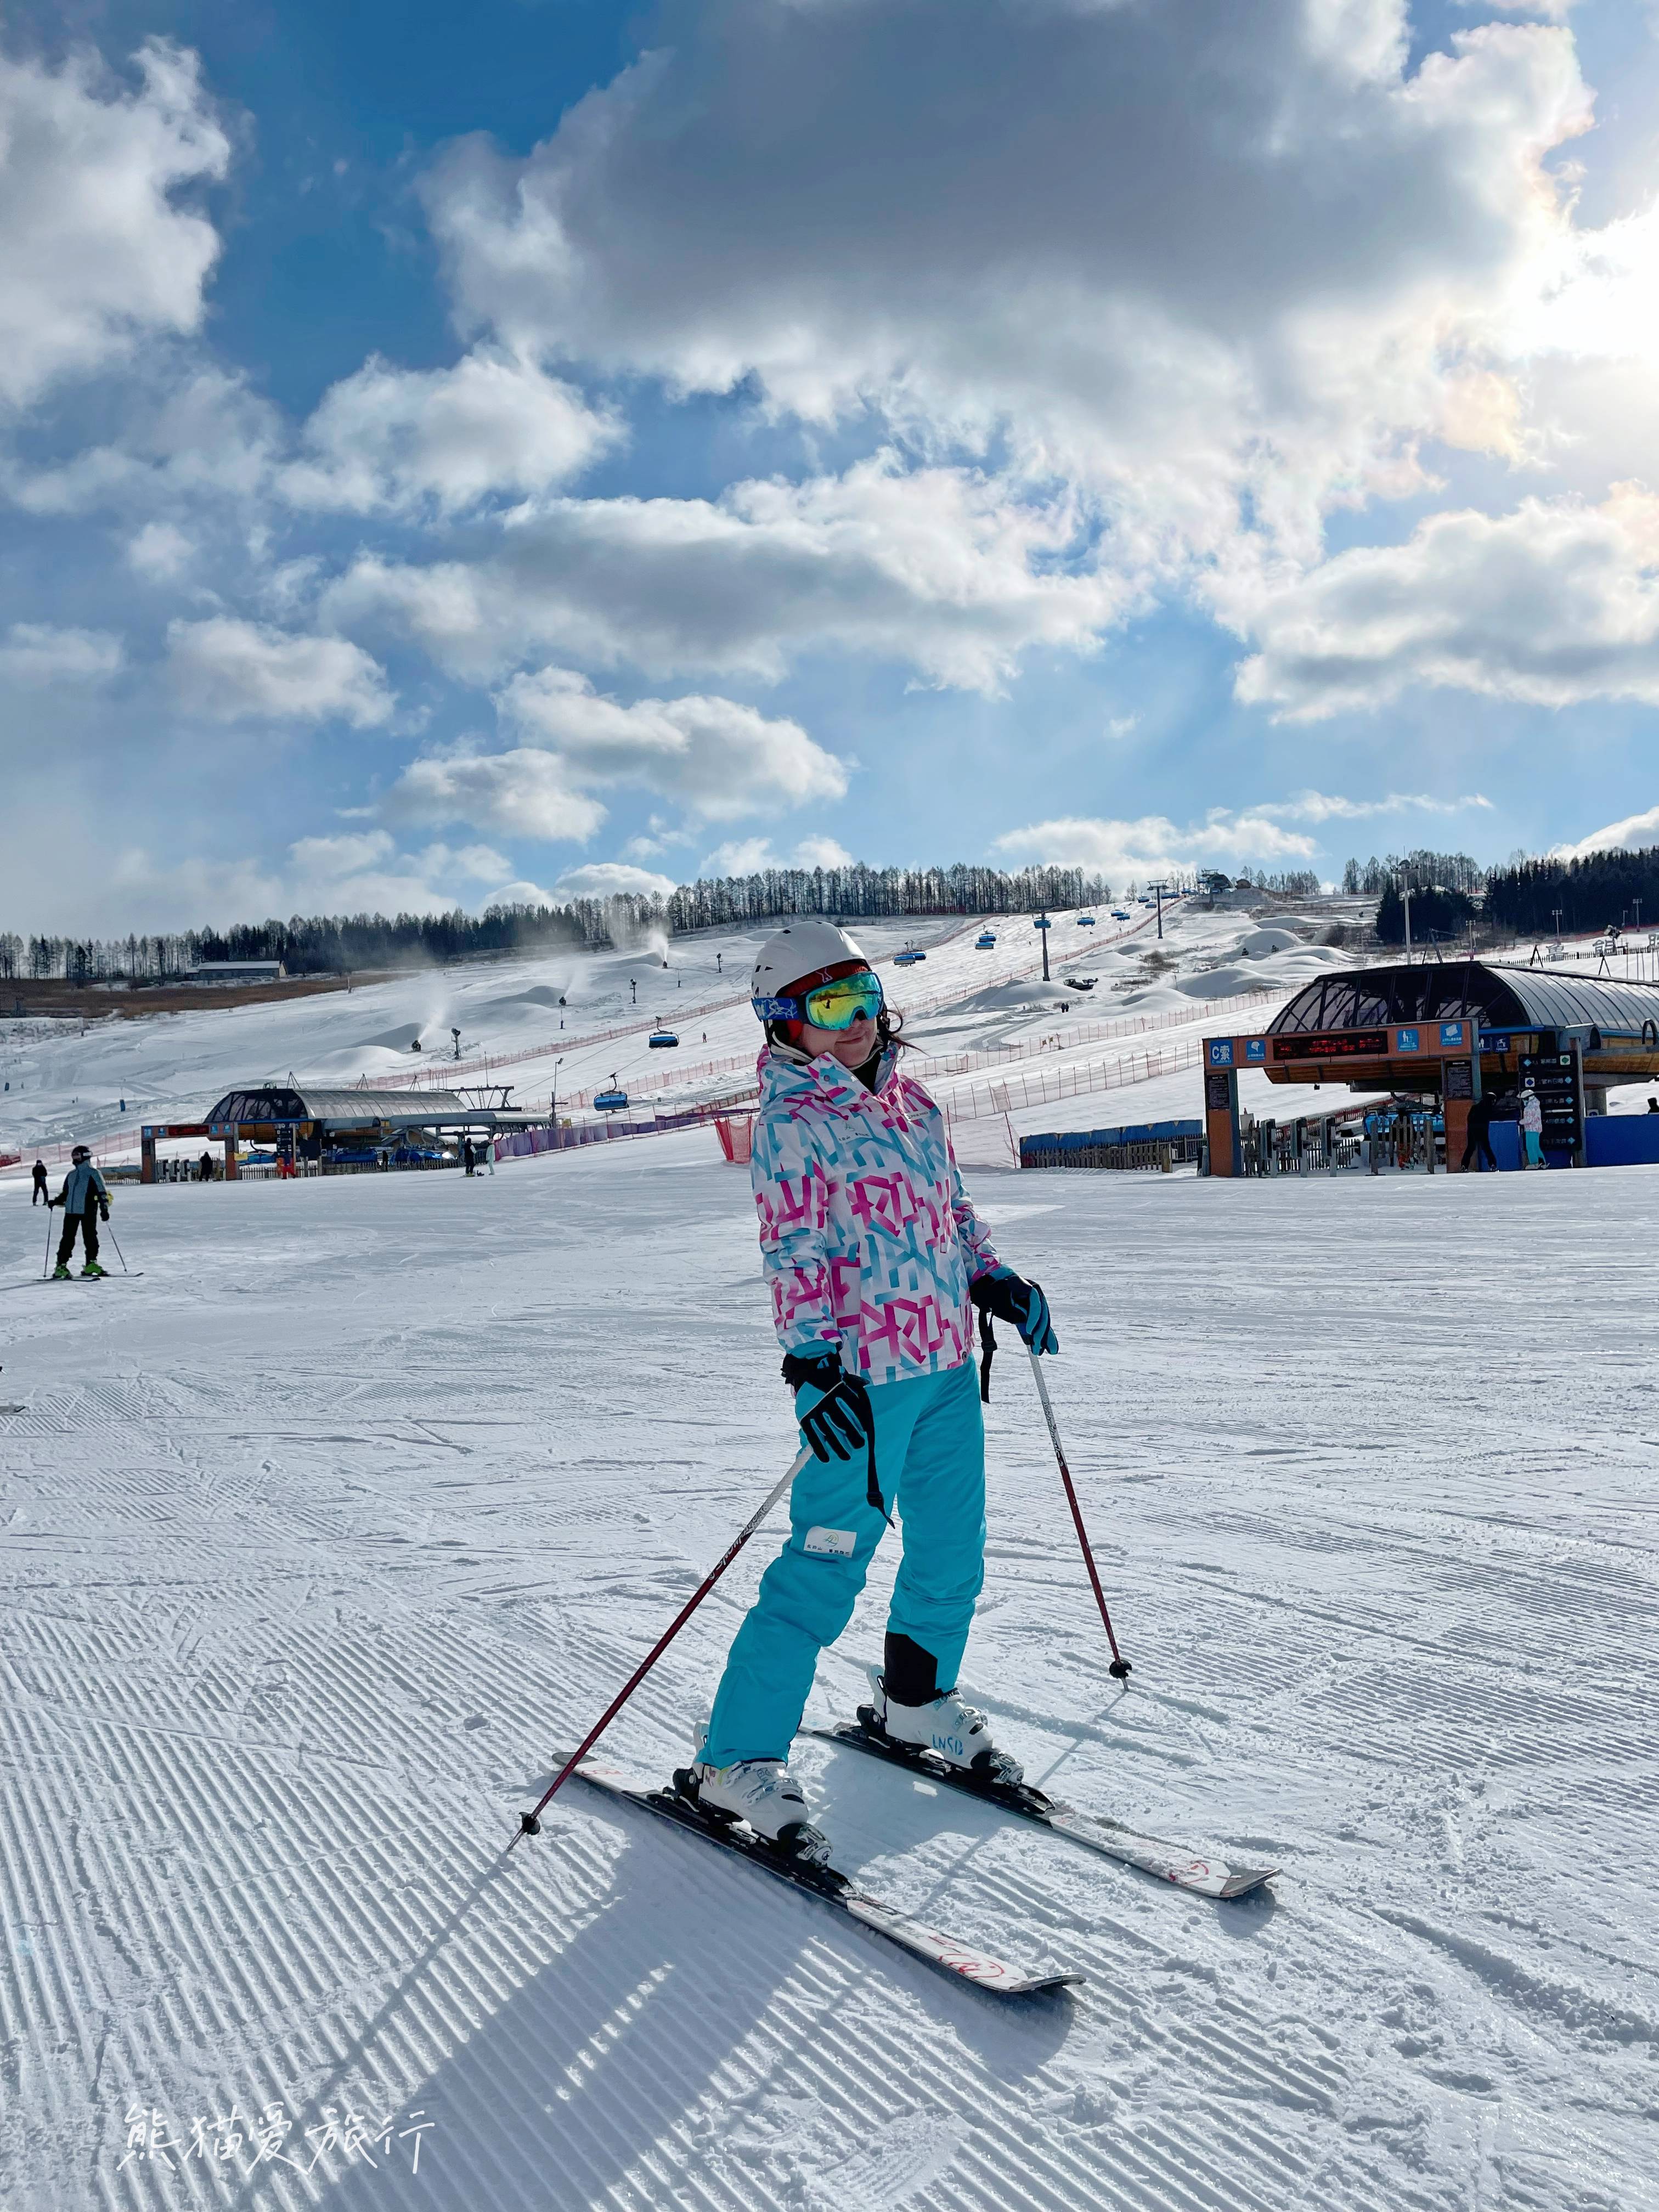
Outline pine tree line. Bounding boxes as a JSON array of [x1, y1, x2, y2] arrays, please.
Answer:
[[1340, 849, 1486, 896], [0, 861, 1114, 982], [1483, 847, 1659, 939], [665, 862, 1110, 933]]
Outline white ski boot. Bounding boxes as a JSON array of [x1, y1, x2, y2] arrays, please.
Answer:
[[684, 1754, 832, 1865], [864, 1664, 1023, 1785]]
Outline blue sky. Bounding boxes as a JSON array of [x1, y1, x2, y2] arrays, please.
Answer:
[[5, 0, 1659, 933]]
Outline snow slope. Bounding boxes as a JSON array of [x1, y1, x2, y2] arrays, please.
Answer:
[[2, 1136, 1655, 2210], [1, 900, 1325, 1167]]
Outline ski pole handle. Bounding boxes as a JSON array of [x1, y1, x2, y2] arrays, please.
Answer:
[[514, 1444, 812, 1843], [1029, 1352, 1132, 1680]]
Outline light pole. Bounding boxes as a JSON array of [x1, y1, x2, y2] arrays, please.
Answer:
[[451, 1026, 461, 1060], [551, 1056, 563, 1127], [1400, 878, 1414, 966]]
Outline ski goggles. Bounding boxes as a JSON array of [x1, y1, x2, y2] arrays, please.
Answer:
[[754, 970, 885, 1030]]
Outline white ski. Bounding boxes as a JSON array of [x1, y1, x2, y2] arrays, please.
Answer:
[[808, 1721, 1278, 1901], [565, 1757, 1084, 1997]]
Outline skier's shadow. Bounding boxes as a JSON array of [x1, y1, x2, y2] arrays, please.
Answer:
[[287, 1782, 1073, 2212]]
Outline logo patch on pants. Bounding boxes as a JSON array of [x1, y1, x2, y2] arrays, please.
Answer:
[[802, 1526, 857, 1558]]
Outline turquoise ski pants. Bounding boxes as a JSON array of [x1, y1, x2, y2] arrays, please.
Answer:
[[703, 1358, 986, 1768]]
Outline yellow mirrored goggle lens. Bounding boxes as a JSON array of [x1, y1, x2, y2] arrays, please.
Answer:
[[802, 974, 884, 1030]]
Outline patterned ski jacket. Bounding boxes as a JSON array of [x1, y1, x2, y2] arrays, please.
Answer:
[[751, 1043, 1000, 1385]]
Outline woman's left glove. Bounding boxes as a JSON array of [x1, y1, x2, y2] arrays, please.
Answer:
[[971, 1267, 1059, 1355]]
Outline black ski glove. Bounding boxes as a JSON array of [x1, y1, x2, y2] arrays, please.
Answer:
[[970, 1268, 1059, 1355], [781, 1352, 888, 1518]]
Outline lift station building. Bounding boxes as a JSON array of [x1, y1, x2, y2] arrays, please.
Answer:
[[140, 1084, 532, 1182], [1202, 962, 1659, 1176]]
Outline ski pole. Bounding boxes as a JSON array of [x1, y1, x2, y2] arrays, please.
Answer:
[[1028, 1351, 1132, 1680], [513, 1441, 814, 1847], [42, 1207, 53, 1278], [104, 1221, 129, 1274]]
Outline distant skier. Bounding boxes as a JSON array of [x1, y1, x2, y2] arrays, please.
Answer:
[[462, 1136, 476, 1177], [49, 1144, 110, 1278], [198, 1149, 215, 1183], [1460, 1090, 1498, 1174], [31, 1159, 47, 1205], [683, 921, 1059, 1859]]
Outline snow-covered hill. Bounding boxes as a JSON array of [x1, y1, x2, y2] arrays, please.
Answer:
[[2, 1126, 1653, 2209], [1, 899, 1358, 1170]]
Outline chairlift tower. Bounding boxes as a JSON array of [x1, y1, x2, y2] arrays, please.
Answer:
[[1034, 911, 1052, 981], [1147, 880, 1170, 940]]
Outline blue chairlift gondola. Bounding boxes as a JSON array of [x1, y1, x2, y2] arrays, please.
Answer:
[[594, 1084, 629, 1111], [1077, 913, 1096, 927], [894, 947, 927, 966], [976, 930, 997, 949], [647, 1029, 679, 1048], [1111, 909, 1130, 920]]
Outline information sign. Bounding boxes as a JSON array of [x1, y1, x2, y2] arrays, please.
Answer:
[[1518, 1047, 1583, 1156], [1207, 1039, 1234, 1068], [1443, 1059, 1474, 1101], [1396, 1026, 1420, 1052], [1272, 1029, 1389, 1062]]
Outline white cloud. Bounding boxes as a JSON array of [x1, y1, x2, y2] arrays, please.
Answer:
[[994, 811, 1319, 878], [552, 860, 679, 900], [126, 520, 193, 580], [320, 459, 1130, 691], [422, 0, 1592, 587], [1259, 789, 1494, 822], [497, 666, 847, 817], [791, 836, 854, 870], [0, 38, 229, 409], [280, 348, 618, 515], [90, 831, 524, 934], [1235, 490, 1659, 720], [7, 366, 279, 518], [1550, 806, 1659, 861], [0, 624, 123, 686], [697, 833, 856, 877], [701, 836, 777, 879], [166, 617, 394, 726], [381, 748, 607, 843]]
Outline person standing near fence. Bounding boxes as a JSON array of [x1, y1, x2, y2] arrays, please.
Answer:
[[31, 1159, 47, 1205]]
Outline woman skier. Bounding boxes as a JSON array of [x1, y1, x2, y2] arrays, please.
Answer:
[[686, 921, 1059, 1859]]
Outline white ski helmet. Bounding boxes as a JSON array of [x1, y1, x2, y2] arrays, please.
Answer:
[[751, 919, 870, 1020]]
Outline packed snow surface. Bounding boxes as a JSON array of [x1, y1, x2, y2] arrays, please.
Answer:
[[3, 1131, 1655, 2210]]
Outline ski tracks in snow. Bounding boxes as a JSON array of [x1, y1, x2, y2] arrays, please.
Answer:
[[2, 1151, 1657, 2209]]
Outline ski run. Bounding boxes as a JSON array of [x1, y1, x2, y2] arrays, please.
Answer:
[[3, 912, 1657, 2212]]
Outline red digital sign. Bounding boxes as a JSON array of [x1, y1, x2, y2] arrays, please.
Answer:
[[1272, 1029, 1390, 1062]]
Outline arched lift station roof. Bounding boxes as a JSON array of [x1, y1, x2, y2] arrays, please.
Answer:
[[1269, 963, 1659, 1041], [1262, 962, 1659, 1088], [203, 1085, 510, 1130]]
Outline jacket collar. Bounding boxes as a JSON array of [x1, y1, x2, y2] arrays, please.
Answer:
[[760, 1040, 903, 1111]]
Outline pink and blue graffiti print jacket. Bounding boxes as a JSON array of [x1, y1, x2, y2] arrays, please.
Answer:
[[751, 1044, 1000, 1385]]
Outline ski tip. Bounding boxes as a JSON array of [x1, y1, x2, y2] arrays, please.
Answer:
[[1217, 1866, 1279, 1900]]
